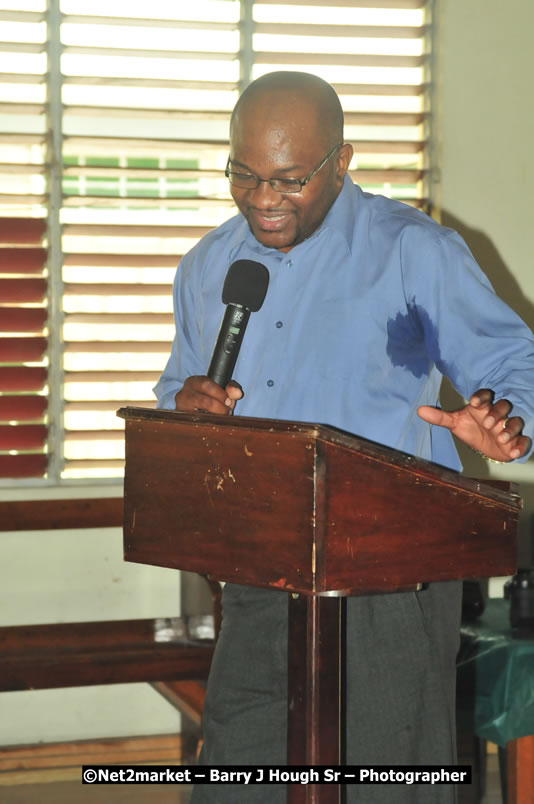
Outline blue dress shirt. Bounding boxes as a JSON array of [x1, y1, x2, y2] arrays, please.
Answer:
[[154, 176, 534, 470]]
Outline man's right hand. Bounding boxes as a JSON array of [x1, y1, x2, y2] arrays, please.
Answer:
[[175, 375, 243, 415]]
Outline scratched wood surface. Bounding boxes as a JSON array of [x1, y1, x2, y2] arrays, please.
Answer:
[[121, 408, 317, 589], [319, 438, 519, 592], [119, 408, 519, 596]]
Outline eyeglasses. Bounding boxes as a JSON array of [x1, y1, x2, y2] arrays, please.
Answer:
[[225, 143, 343, 194]]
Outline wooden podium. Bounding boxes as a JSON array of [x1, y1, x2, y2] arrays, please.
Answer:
[[118, 407, 520, 803]]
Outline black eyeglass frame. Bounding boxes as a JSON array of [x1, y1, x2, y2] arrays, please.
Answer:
[[224, 142, 344, 194]]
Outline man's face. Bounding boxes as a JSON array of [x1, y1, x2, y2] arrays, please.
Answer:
[[229, 97, 351, 252]]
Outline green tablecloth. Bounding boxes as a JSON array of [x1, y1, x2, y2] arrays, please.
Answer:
[[457, 598, 534, 747]]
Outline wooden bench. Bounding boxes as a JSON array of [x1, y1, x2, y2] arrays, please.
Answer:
[[0, 497, 218, 757]]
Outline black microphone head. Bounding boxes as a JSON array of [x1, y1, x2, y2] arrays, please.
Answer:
[[222, 259, 270, 312]]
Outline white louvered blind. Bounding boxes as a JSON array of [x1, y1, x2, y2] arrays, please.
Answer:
[[253, 0, 429, 204], [0, 0, 432, 483], [59, 0, 241, 478]]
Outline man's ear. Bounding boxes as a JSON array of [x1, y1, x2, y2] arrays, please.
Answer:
[[336, 142, 354, 181]]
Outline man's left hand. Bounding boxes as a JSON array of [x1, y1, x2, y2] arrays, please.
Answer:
[[417, 388, 530, 462]]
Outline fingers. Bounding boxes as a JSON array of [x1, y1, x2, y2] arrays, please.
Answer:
[[469, 388, 494, 409], [470, 389, 507, 428], [175, 375, 242, 415], [496, 415, 523, 444], [495, 415, 528, 459], [484, 413, 525, 458], [472, 392, 511, 429], [469, 391, 527, 459], [470, 393, 521, 440], [225, 380, 244, 405], [507, 435, 532, 460]]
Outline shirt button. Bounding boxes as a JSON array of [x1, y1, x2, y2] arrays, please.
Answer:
[[286, 259, 294, 268], [267, 380, 274, 387], [275, 321, 283, 328]]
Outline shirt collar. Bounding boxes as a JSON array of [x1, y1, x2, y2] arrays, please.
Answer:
[[321, 174, 357, 255]]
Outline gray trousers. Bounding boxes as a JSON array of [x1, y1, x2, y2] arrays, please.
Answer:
[[191, 580, 462, 804]]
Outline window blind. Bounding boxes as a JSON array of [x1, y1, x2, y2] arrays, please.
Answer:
[[253, 0, 429, 203], [0, 2, 48, 479], [0, 0, 432, 483]]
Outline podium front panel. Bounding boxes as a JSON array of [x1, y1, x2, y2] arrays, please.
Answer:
[[122, 412, 318, 591]]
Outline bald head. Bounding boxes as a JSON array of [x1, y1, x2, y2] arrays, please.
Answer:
[[230, 71, 344, 152]]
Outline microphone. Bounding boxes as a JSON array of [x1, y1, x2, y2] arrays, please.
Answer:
[[207, 259, 270, 388]]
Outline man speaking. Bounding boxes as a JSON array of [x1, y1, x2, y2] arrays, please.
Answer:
[[154, 71, 534, 804]]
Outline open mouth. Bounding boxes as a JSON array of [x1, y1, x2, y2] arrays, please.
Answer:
[[251, 210, 293, 231]]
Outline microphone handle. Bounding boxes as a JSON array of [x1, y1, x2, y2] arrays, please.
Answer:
[[207, 303, 251, 388]]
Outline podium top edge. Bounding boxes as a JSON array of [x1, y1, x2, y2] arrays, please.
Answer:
[[117, 406, 324, 436], [116, 406, 522, 510]]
